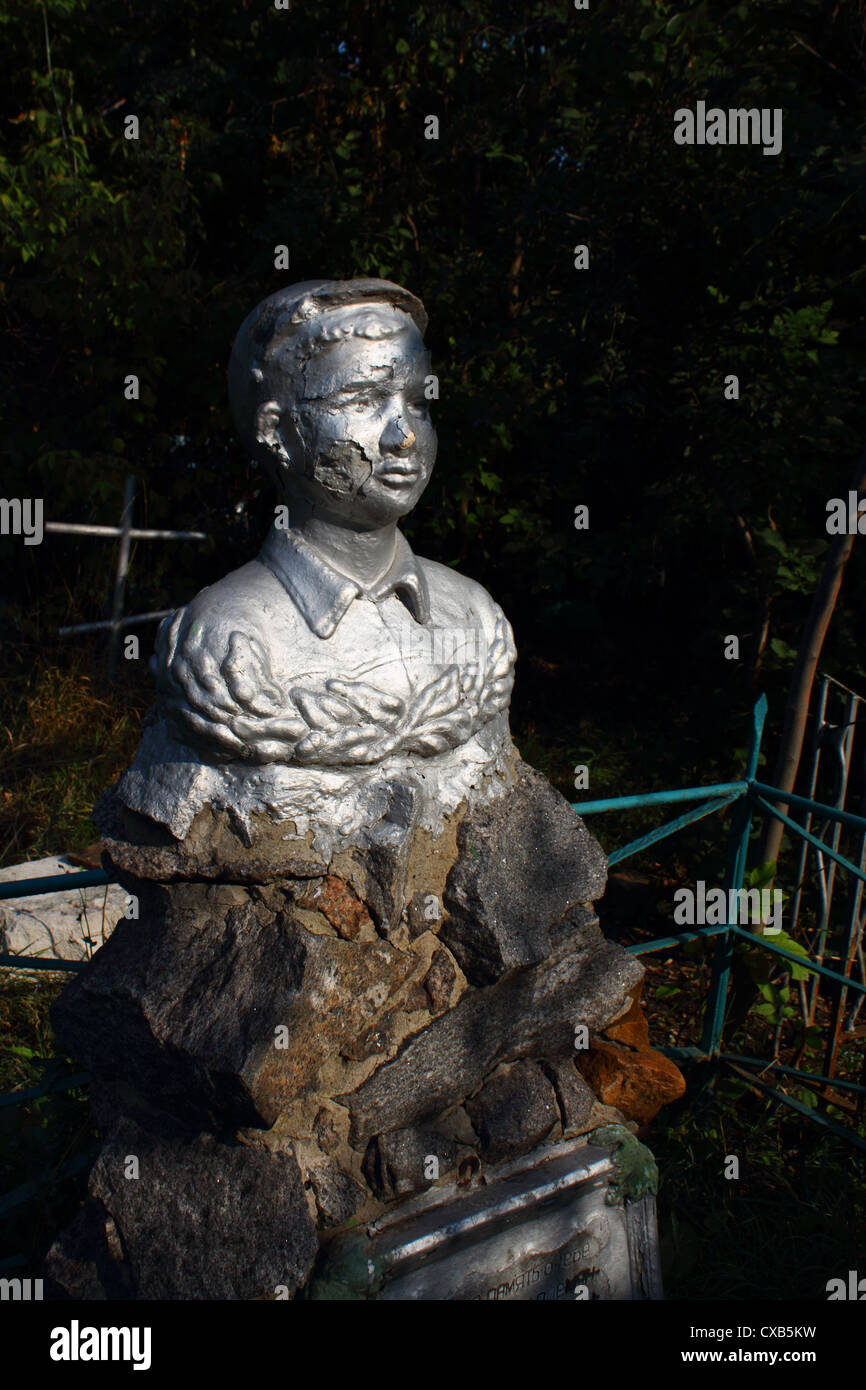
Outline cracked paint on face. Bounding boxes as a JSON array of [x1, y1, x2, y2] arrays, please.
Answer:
[[273, 313, 436, 528]]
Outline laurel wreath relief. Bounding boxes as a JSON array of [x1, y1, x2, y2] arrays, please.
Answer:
[[155, 608, 516, 767]]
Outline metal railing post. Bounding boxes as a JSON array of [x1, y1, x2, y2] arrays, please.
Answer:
[[701, 695, 767, 1057]]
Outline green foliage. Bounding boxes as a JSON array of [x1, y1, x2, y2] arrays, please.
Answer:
[[0, 649, 149, 865], [655, 1073, 866, 1299], [732, 860, 813, 1028], [743, 861, 776, 892], [0, 971, 95, 1274]]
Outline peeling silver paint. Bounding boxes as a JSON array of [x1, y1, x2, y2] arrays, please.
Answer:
[[119, 280, 520, 851]]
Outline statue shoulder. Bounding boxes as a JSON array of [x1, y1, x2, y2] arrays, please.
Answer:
[[168, 559, 279, 644], [416, 556, 507, 633]]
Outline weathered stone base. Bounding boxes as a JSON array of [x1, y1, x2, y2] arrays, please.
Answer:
[[44, 758, 682, 1300]]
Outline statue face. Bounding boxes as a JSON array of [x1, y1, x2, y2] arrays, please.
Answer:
[[264, 314, 436, 528]]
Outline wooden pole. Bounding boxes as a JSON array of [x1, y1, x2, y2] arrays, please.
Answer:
[[761, 447, 866, 870]]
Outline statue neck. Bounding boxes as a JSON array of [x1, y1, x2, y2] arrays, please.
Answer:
[[288, 506, 398, 590]]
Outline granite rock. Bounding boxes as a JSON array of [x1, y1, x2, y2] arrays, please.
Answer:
[[313, 1106, 343, 1156], [94, 789, 329, 883], [602, 979, 652, 1050], [338, 934, 643, 1146], [51, 887, 421, 1129], [43, 1117, 317, 1300], [576, 1039, 687, 1126], [292, 875, 374, 941], [423, 948, 458, 1013], [42, 1198, 135, 1301], [407, 891, 442, 938], [440, 761, 608, 985], [465, 1060, 559, 1163], [362, 1126, 461, 1200], [355, 780, 419, 936], [307, 1159, 367, 1229], [542, 1057, 598, 1137], [577, 978, 686, 1125]]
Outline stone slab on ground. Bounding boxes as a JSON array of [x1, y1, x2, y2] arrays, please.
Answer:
[[310, 1134, 663, 1301], [0, 855, 127, 962]]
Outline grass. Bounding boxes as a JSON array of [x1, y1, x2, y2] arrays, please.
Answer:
[[0, 971, 95, 1276], [653, 1070, 866, 1300], [0, 644, 141, 1271], [0, 645, 150, 867]]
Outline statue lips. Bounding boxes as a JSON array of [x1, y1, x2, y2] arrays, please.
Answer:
[[376, 461, 421, 487]]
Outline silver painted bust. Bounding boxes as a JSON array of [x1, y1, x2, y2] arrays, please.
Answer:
[[118, 280, 518, 852]]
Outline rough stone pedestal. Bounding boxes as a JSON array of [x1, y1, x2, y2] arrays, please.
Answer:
[[43, 759, 681, 1301]]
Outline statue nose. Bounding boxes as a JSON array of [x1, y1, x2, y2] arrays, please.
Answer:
[[382, 417, 416, 453]]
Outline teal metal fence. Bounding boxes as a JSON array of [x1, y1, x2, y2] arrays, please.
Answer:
[[574, 693, 866, 1153], [0, 866, 111, 972]]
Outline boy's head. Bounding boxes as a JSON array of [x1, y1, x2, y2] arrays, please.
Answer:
[[228, 279, 436, 529]]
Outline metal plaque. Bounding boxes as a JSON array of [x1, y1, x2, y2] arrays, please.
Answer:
[[365, 1137, 663, 1301]]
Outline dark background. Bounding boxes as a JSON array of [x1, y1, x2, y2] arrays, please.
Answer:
[[2, 0, 866, 805]]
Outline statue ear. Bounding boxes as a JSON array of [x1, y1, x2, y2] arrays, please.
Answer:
[[254, 401, 281, 449], [254, 401, 295, 473]]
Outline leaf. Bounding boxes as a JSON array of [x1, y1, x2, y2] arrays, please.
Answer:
[[325, 679, 404, 723], [405, 667, 460, 726], [478, 469, 502, 492], [744, 861, 776, 891], [767, 930, 813, 982], [740, 946, 773, 984], [770, 637, 797, 660], [753, 1001, 778, 1019], [291, 689, 358, 729]]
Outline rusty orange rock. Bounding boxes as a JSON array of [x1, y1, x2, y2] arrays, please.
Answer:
[[295, 874, 374, 940], [576, 1038, 686, 1126], [602, 980, 651, 1050]]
